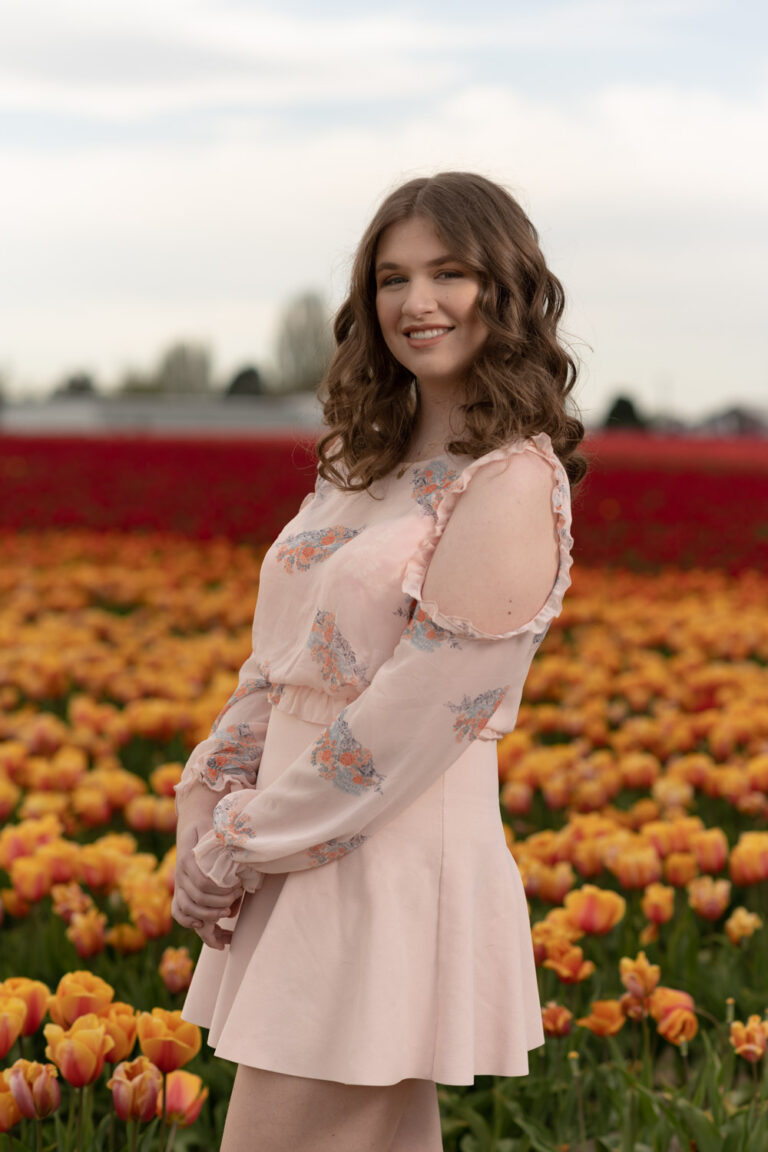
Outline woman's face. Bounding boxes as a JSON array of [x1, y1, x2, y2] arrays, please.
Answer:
[[374, 216, 488, 391]]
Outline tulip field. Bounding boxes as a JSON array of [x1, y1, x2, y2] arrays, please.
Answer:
[[0, 432, 767, 1150]]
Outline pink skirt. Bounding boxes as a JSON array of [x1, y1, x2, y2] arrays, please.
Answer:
[[182, 707, 544, 1085]]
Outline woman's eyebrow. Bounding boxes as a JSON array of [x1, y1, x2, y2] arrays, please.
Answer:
[[375, 255, 458, 273]]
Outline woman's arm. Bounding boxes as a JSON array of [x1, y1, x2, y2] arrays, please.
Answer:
[[173, 648, 275, 945], [193, 448, 569, 889]]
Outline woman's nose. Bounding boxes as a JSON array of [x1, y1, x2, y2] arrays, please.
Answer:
[[401, 277, 437, 317]]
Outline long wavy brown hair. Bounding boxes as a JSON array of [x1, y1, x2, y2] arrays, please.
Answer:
[[317, 172, 586, 488]]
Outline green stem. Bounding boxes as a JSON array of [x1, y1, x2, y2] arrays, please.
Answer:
[[76, 1087, 84, 1152], [163, 1122, 178, 1152], [129, 1120, 138, 1152], [66, 1085, 76, 1152], [157, 1073, 168, 1152], [35, 1118, 43, 1152], [576, 1075, 587, 1151], [641, 1016, 652, 1088]]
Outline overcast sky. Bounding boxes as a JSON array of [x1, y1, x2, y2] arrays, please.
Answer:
[[1, 0, 766, 423]]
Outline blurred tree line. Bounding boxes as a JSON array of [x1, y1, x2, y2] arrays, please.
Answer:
[[50, 289, 334, 400]]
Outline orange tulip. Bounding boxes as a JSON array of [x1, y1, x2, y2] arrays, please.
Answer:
[[136, 1009, 201, 1073], [648, 987, 698, 1047], [44, 1014, 115, 1086], [9, 855, 53, 903], [0, 887, 30, 919], [577, 1000, 626, 1037], [124, 795, 158, 832], [620, 951, 661, 998], [500, 779, 533, 815], [542, 940, 595, 985], [619, 752, 659, 790], [106, 923, 147, 954], [66, 909, 107, 958], [563, 885, 626, 935], [541, 1002, 573, 1037], [690, 828, 728, 874], [37, 839, 80, 884], [129, 887, 173, 939], [48, 971, 114, 1027], [0, 979, 50, 1037], [730, 1016, 768, 1063], [609, 844, 662, 890], [725, 907, 763, 946], [71, 787, 112, 827], [640, 882, 675, 925], [658, 1007, 698, 1046], [639, 923, 659, 946], [100, 1002, 138, 1064], [729, 833, 768, 886], [649, 987, 695, 1022], [160, 1070, 208, 1126], [77, 845, 125, 891], [687, 876, 731, 921], [6, 1059, 60, 1119], [150, 762, 183, 798], [50, 882, 95, 924], [0, 995, 26, 1060], [664, 852, 698, 887], [159, 947, 194, 995], [0, 1071, 22, 1133], [108, 1056, 162, 1122], [571, 837, 605, 878]]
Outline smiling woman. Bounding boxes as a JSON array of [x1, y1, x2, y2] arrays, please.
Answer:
[[172, 171, 585, 1152]]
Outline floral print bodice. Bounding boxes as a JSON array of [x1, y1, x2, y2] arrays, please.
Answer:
[[177, 432, 573, 889]]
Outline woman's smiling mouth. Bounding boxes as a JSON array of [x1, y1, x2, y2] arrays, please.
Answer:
[[403, 326, 453, 344]]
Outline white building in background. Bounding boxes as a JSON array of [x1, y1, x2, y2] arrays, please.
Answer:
[[0, 394, 322, 436]]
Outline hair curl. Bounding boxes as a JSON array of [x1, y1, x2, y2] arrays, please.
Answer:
[[317, 172, 586, 488]]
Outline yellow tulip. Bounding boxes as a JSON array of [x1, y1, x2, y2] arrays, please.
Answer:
[[44, 1014, 115, 1086], [48, 970, 114, 1028], [137, 1009, 201, 1073]]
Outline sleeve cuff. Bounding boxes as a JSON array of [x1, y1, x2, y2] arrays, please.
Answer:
[[193, 829, 265, 894]]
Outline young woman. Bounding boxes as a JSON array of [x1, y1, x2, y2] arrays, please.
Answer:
[[172, 171, 586, 1152]]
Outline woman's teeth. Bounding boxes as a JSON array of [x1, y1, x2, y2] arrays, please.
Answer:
[[407, 328, 450, 340]]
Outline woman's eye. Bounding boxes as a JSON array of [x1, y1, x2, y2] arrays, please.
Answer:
[[380, 275, 405, 287], [437, 270, 463, 280]]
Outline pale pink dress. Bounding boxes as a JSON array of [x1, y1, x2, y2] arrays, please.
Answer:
[[176, 431, 573, 1086]]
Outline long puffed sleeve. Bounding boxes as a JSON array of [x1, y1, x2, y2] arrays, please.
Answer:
[[193, 435, 573, 891], [175, 649, 276, 801]]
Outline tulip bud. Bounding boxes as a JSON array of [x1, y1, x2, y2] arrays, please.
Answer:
[[160, 1070, 208, 1126], [7, 1060, 60, 1120], [159, 947, 193, 995], [108, 1056, 162, 1122]]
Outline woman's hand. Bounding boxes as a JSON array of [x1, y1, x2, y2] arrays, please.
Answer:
[[173, 783, 244, 950]]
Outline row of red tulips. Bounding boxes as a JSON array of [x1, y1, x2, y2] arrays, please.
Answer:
[[1, 432, 766, 570]]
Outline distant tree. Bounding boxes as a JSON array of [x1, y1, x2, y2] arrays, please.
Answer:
[[273, 291, 334, 393], [226, 365, 264, 397], [603, 394, 647, 430], [116, 369, 158, 395], [115, 342, 213, 395], [53, 372, 98, 398], [154, 342, 212, 394]]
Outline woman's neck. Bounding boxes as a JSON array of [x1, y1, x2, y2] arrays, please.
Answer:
[[406, 379, 467, 459]]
